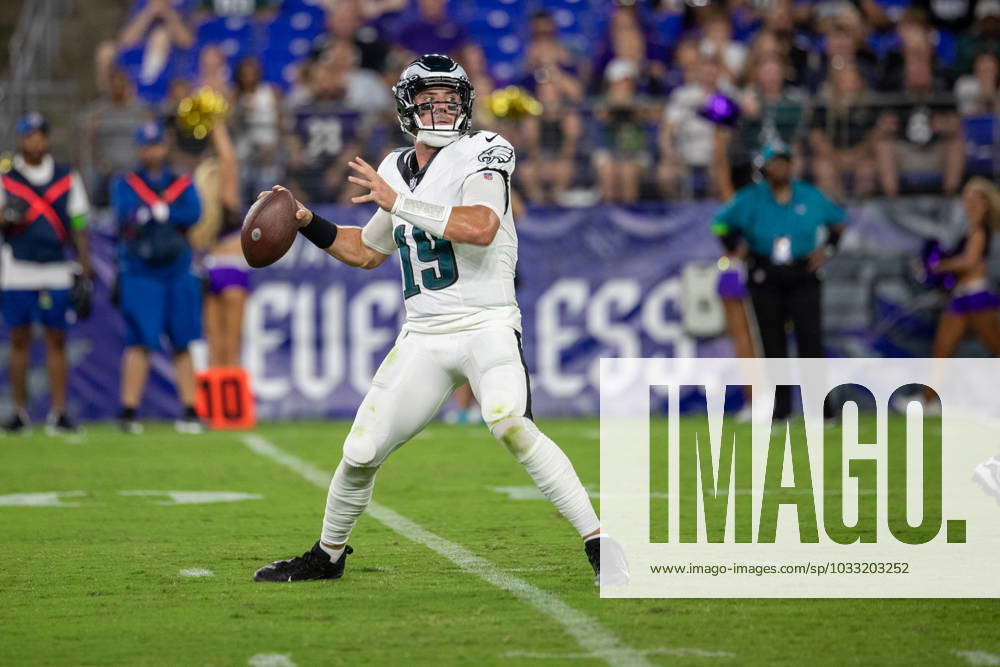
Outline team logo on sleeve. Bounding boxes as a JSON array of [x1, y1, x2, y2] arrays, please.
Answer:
[[477, 146, 513, 165]]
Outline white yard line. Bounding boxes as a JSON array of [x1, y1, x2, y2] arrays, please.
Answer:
[[247, 654, 297, 667], [178, 568, 214, 578], [953, 650, 1000, 666], [241, 434, 655, 667]]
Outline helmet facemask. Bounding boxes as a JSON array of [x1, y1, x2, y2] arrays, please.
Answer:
[[412, 90, 468, 147]]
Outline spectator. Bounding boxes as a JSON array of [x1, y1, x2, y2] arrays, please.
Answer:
[[593, 60, 652, 204], [159, 77, 194, 123], [94, 40, 120, 98], [80, 68, 149, 206], [854, 0, 894, 33], [517, 77, 583, 205], [874, 44, 965, 196], [322, 40, 393, 112], [955, 51, 1000, 114], [197, 44, 232, 97], [658, 55, 737, 198], [120, 0, 194, 50], [117, 0, 195, 103], [0, 114, 92, 435], [955, 0, 1000, 74], [662, 39, 700, 93], [393, 0, 467, 57], [699, 10, 747, 85], [877, 9, 951, 92], [809, 64, 880, 199], [314, 0, 390, 73], [112, 121, 203, 434], [591, 6, 668, 96], [811, 15, 879, 92], [718, 53, 807, 199], [284, 56, 373, 203], [231, 57, 283, 202], [757, 1, 814, 89], [459, 43, 498, 129], [518, 12, 584, 102]]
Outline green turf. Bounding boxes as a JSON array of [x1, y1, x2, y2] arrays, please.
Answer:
[[1, 419, 997, 666]]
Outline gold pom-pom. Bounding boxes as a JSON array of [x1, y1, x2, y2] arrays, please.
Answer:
[[484, 86, 543, 119], [177, 87, 229, 138]]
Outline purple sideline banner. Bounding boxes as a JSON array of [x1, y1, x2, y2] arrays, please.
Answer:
[[0, 198, 993, 421]]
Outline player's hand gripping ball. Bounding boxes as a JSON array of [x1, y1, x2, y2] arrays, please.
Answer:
[[241, 186, 300, 268]]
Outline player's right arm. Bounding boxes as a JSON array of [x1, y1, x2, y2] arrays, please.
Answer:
[[261, 186, 390, 270], [317, 209, 392, 270]]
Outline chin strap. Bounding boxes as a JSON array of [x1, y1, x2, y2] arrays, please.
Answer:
[[415, 129, 460, 148], [412, 112, 467, 148]]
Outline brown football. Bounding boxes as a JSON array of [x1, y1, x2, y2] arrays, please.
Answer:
[[241, 188, 298, 268]]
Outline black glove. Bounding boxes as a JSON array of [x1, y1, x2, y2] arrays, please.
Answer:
[[70, 272, 94, 320]]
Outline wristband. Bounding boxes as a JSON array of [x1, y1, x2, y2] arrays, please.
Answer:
[[299, 213, 338, 249], [390, 193, 451, 238]]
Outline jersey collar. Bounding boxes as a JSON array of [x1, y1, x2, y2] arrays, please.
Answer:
[[396, 143, 449, 191]]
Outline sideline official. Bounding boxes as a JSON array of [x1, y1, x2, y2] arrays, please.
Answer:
[[112, 122, 202, 434], [0, 113, 92, 434], [711, 142, 845, 418]]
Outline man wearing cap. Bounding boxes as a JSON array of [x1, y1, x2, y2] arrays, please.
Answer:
[[711, 142, 845, 419], [111, 121, 202, 434], [0, 113, 92, 434]]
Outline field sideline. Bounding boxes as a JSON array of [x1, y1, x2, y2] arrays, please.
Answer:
[[2, 419, 998, 666]]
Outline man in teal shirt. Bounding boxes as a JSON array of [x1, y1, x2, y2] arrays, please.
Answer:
[[712, 142, 846, 418]]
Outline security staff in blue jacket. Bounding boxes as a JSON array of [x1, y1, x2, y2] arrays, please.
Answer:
[[0, 113, 92, 434], [112, 121, 202, 434], [712, 142, 846, 418]]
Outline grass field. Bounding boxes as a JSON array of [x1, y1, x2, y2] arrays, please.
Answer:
[[2, 418, 998, 666]]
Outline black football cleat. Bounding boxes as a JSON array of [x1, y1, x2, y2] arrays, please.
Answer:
[[584, 536, 630, 587], [253, 542, 353, 582]]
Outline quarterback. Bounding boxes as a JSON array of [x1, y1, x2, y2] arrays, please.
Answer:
[[253, 54, 627, 586]]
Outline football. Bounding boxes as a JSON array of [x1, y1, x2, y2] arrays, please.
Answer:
[[241, 188, 298, 268]]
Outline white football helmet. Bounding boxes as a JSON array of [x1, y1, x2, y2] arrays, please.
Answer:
[[392, 54, 475, 148]]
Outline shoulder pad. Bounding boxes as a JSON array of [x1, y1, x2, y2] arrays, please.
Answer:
[[378, 148, 410, 174], [460, 132, 514, 171]]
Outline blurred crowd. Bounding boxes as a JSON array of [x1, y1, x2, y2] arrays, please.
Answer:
[[78, 0, 1000, 208]]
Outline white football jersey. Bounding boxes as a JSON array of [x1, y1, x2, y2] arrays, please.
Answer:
[[361, 131, 521, 334]]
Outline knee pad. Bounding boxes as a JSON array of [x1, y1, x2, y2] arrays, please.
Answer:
[[490, 416, 543, 461], [343, 426, 379, 467]]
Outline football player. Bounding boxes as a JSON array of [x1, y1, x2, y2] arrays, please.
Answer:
[[253, 54, 628, 586]]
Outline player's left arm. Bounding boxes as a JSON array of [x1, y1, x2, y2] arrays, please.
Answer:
[[346, 156, 502, 246]]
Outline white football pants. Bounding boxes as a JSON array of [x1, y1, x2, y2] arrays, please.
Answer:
[[321, 326, 600, 544]]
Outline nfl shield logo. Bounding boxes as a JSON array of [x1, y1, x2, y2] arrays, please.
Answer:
[[483, 172, 494, 180]]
